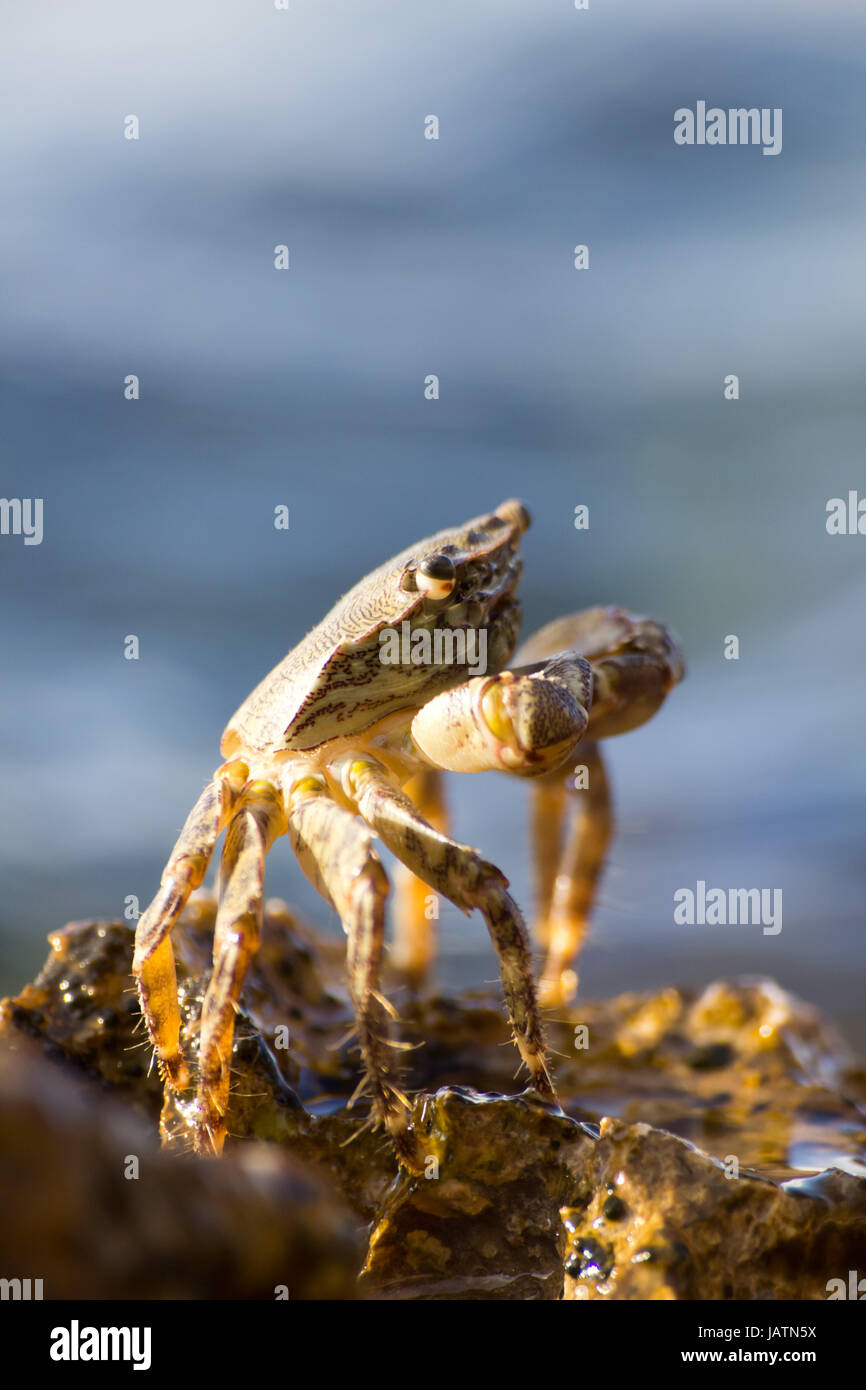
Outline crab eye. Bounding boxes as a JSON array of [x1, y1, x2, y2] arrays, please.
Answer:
[[416, 553, 456, 599]]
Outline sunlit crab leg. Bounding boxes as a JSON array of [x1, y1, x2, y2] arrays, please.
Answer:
[[530, 742, 612, 1006], [133, 759, 248, 1091], [528, 776, 567, 954], [515, 607, 685, 1003], [196, 781, 286, 1155], [284, 775, 422, 1171], [338, 757, 557, 1105], [391, 768, 449, 989]]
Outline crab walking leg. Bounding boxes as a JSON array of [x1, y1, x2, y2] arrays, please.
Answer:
[[340, 757, 557, 1104], [533, 743, 612, 1006], [511, 609, 682, 1001], [196, 783, 286, 1154], [133, 760, 248, 1090], [528, 775, 567, 953], [391, 768, 449, 988], [284, 777, 420, 1168]]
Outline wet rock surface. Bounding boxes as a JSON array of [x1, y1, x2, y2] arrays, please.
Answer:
[[560, 1118, 866, 1301], [361, 1089, 594, 1299], [2, 895, 865, 1299], [0, 1048, 361, 1299]]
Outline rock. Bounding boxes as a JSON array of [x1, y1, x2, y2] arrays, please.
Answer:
[[1, 902, 397, 1217], [360, 1088, 594, 1299], [2, 896, 865, 1299], [0, 1047, 361, 1300], [360, 1090, 866, 1301], [560, 1117, 866, 1300]]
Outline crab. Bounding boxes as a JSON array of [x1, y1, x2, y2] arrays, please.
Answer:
[[133, 499, 683, 1172]]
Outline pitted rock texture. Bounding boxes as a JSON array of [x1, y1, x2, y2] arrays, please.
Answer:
[[2, 897, 865, 1299]]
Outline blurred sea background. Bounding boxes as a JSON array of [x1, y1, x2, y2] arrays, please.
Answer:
[[2, 1, 864, 1046]]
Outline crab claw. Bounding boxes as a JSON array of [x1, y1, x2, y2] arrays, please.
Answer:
[[410, 654, 593, 777]]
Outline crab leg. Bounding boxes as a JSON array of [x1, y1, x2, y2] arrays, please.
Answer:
[[284, 777, 421, 1170], [409, 608, 683, 1000], [133, 760, 248, 1090], [531, 742, 612, 1006], [339, 757, 557, 1105], [391, 768, 449, 989], [515, 607, 683, 998], [528, 776, 568, 952], [196, 782, 286, 1154]]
